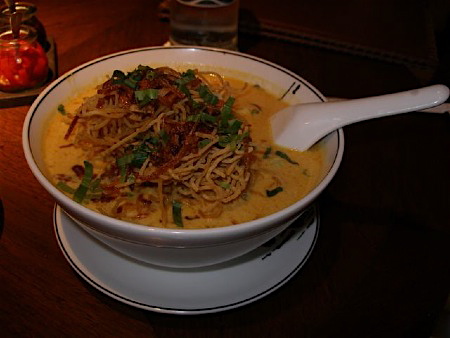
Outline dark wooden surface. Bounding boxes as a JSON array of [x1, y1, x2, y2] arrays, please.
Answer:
[[1, 1, 449, 337]]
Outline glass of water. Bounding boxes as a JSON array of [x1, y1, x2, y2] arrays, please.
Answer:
[[169, 0, 239, 50]]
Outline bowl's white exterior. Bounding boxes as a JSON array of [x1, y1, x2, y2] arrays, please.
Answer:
[[23, 47, 344, 268], [71, 211, 299, 268]]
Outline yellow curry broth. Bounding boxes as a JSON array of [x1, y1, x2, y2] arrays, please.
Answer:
[[43, 74, 323, 229]]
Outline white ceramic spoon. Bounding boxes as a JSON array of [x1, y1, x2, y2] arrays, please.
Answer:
[[271, 84, 450, 151]]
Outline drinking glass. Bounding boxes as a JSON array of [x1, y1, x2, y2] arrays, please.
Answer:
[[169, 0, 239, 50]]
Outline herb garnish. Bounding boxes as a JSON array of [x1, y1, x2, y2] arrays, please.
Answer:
[[218, 181, 231, 189], [198, 139, 211, 148], [135, 89, 159, 107], [112, 65, 154, 89], [198, 84, 219, 105], [56, 182, 75, 194], [275, 150, 299, 165], [57, 104, 67, 115], [172, 200, 184, 227], [176, 69, 196, 87], [73, 161, 94, 203], [266, 186, 283, 197]]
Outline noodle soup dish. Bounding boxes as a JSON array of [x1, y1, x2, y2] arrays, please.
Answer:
[[23, 47, 343, 267], [42, 65, 325, 229]]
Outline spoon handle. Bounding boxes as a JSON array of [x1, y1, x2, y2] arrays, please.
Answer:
[[303, 84, 449, 127], [272, 84, 449, 151]]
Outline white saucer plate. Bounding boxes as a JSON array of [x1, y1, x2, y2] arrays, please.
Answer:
[[53, 205, 319, 315]]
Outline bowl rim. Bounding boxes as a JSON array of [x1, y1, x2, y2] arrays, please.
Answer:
[[22, 46, 344, 239]]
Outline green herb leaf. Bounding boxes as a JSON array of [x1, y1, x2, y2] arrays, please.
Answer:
[[135, 89, 159, 107], [176, 69, 196, 87], [218, 134, 232, 148], [263, 147, 272, 158], [218, 182, 231, 189], [147, 136, 160, 146], [123, 77, 138, 89], [187, 112, 217, 124], [221, 97, 235, 119], [198, 139, 211, 148], [111, 70, 126, 84], [56, 181, 75, 194], [172, 200, 184, 227], [266, 186, 283, 197], [131, 143, 151, 168], [159, 130, 169, 144], [275, 150, 299, 165], [227, 119, 242, 134], [145, 70, 156, 80], [57, 104, 67, 115], [89, 178, 102, 193], [117, 154, 133, 182], [73, 161, 94, 203], [198, 84, 219, 105]]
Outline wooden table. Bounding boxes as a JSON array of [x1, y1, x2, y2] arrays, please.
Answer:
[[1, 1, 449, 336]]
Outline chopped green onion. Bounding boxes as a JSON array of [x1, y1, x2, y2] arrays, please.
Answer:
[[136, 65, 152, 72], [117, 154, 133, 182], [73, 161, 94, 203], [198, 139, 211, 148], [227, 119, 242, 134], [57, 104, 67, 115], [176, 69, 196, 87], [263, 147, 272, 158], [111, 70, 126, 84], [198, 85, 218, 105], [178, 84, 190, 97], [187, 112, 217, 123], [202, 113, 217, 123], [147, 136, 160, 145], [135, 89, 159, 107], [145, 70, 156, 80], [135, 89, 159, 100], [266, 186, 283, 197], [56, 182, 75, 194], [176, 72, 203, 109], [218, 134, 232, 147], [89, 178, 102, 193], [159, 130, 169, 144], [218, 131, 248, 149], [131, 151, 149, 168], [117, 153, 133, 167], [172, 200, 184, 227], [221, 97, 235, 118], [275, 150, 299, 165], [111, 66, 153, 89], [123, 77, 138, 89], [218, 182, 231, 189]]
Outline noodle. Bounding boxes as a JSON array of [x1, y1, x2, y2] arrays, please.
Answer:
[[59, 66, 254, 226]]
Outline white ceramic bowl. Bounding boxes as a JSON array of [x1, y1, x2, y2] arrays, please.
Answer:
[[23, 46, 344, 268]]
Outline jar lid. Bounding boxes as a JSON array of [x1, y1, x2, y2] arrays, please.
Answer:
[[0, 24, 38, 45]]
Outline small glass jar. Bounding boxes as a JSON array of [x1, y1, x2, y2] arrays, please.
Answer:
[[0, 25, 49, 92], [0, 2, 49, 51]]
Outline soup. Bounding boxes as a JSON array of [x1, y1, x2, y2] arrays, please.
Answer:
[[42, 66, 323, 229]]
